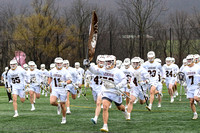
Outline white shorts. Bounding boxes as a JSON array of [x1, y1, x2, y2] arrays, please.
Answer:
[[92, 89, 102, 101], [51, 89, 68, 102], [29, 85, 41, 94], [157, 82, 163, 91], [130, 86, 147, 100], [187, 86, 199, 99], [166, 78, 175, 89], [66, 84, 77, 95], [102, 91, 122, 105], [12, 88, 25, 98], [194, 88, 200, 97], [148, 82, 158, 89]]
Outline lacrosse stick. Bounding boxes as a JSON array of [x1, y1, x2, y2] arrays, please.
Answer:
[[101, 79, 131, 99], [71, 82, 88, 100], [178, 72, 186, 101], [134, 71, 149, 106]]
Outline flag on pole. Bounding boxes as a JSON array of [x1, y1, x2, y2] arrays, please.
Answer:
[[88, 10, 98, 61], [13, 51, 26, 67]]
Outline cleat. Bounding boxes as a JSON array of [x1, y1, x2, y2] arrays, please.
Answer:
[[158, 103, 161, 108], [13, 113, 19, 118], [45, 93, 47, 97], [100, 126, 108, 132], [133, 98, 138, 104], [66, 110, 71, 115], [91, 118, 97, 124], [57, 105, 61, 115], [146, 105, 151, 111], [101, 104, 103, 109], [42, 92, 44, 95], [33, 101, 36, 104], [61, 118, 66, 124], [125, 113, 130, 120], [109, 104, 112, 109], [170, 98, 174, 103], [175, 91, 178, 96], [159, 91, 163, 97], [155, 94, 158, 99], [31, 107, 35, 111], [9, 100, 13, 103], [26, 97, 29, 100], [194, 101, 197, 105], [192, 114, 198, 120]]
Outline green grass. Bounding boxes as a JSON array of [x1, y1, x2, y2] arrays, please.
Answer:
[[0, 85, 199, 133]]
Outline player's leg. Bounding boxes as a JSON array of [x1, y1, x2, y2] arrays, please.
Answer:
[[147, 85, 156, 110], [12, 94, 18, 117], [66, 91, 71, 114], [189, 98, 198, 119], [127, 95, 137, 120], [100, 98, 111, 132], [29, 90, 35, 111], [168, 83, 174, 103]]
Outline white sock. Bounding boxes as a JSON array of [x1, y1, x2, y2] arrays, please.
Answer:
[[62, 117, 66, 120], [58, 103, 61, 107], [194, 112, 197, 115], [67, 107, 70, 111], [26, 95, 28, 98], [149, 103, 152, 107], [31, 104, 35, 108], [94, 116, 98, 121], [103, 124, 108, 128], [15, 110, 18, 114]]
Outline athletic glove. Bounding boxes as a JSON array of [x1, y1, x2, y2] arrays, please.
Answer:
[[83, 59, 90, 68]]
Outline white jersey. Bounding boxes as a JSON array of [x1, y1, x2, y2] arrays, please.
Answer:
[[182, 64, 200, 91], [142, 61, 164, 83], [65, 67, 81, 84], [121, 66, 134, 86], [180, 65, 186, 72], [89, 66, 127, 93], [90, 65, 103, 91], [7, 66, 28, 89], [27, 69, 42, 86], [132, 66, 150, 87], [75, 67, 85, 84], [162, 64, 176, 82], [40, 69, 49, 84], [197, 62, 200, 66], [49, 67, 72, 90]]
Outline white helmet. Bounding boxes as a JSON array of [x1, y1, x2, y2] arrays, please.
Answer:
[[165, 57, 171, 65], [28, 61, 36, 70], [139, 58, 144, 65], [155, 58, 161, 64], [54, 57, 63, 69], [5, 67, 8, 71], [75, 62, 80, 69], [41, 64, 45, 69], [183, 58, 187, 66], [50, 63, 55, 70], [104, 55, 116, 69], [10, 59, 18, 70], [186, 54, 194, 65], [96, 55, 105, 68], [131, 57, 140, 69], [63, 60, 70, 67], [90, 62, 95, 66], [147, 51, 155, 62], [171, 57, 175, 63], [124, 58, 130, 65], [116, 60, 122, 69], [23, 63, 28, 70]]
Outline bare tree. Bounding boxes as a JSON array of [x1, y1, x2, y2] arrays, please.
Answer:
[[169, 11, 192, 66], [117, 0, 166, 59]]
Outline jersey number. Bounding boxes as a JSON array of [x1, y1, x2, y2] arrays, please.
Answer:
[[11, 77, 20, 84], [148, 70, 156, 77], [166, 71, 173, 77], [188, 76, 194, 85], [94, 76, 114, 85], [54, 78, 61, 87]]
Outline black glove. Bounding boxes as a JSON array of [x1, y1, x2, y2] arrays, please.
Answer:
[[83, 59, 90, 68]]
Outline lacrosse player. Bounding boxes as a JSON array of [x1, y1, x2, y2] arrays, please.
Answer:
[[48, 57, 72, 124], [180, 59, 188, 95], [194, 54, 200, 65], [142, 51, 165, 111], [116, 60, 122, 69], [1, 67, 13, 102], [26, 61, 42, 111], [163, 57, 176, 103], [75, 62, 85, 84], [23, 64, 30, 100], [121, 58, 133, 109], [40, 64, 49, 96], [7, 59, 28, 117], [155, 58, 163, 107], [126, 57, 150, 120], [171, 57, 179, 98], [182, 54, 200, 119], [63, 60, 81, 115], [90, 55, 105, 125], [84, 55, 128, 132]]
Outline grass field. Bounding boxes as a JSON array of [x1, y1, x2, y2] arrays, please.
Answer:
[[0, 85, 200, 133]]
